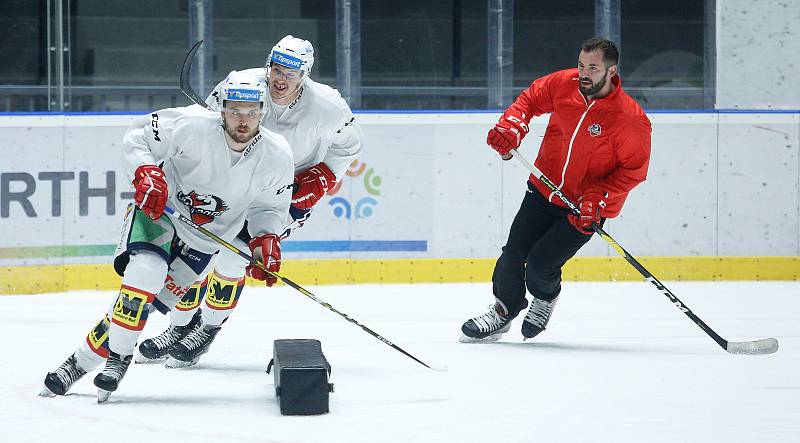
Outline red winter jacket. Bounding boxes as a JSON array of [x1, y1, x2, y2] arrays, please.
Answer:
[[505, 68, 651, 218]]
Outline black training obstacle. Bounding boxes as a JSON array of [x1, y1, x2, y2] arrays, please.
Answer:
[[267, 339, 334, 415]]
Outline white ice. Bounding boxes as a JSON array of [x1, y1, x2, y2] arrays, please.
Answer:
[[1, 281, 798, 443]]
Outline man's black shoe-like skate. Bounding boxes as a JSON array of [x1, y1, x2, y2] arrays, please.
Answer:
[[40, 353, 87, 397], [165, 325, 221, 368], [136, 311, 201, 363], [94, 351, 132, 403], [460, 302, 518, 343], [521, 296, 559, 340]]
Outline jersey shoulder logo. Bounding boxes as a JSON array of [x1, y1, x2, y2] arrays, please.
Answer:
[[177, 190, 229, 225], [588, 123, 602, 137]]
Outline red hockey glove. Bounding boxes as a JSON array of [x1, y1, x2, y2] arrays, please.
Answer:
[[246, 234, 281, 286], [291, 162, 337, 210], [132, 165, 168, 220], [486, 113, 529, 158], [568, 192, 606, 234]]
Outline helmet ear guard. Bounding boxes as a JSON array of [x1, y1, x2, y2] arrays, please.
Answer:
[[266, 35, 315, 77]]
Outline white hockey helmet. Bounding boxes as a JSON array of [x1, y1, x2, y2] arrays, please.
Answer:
[[267, 35, 315, 76], [220, 70, 267, 107]]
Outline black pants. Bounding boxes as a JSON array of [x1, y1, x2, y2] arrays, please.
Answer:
[[492, 182, 600, 317]]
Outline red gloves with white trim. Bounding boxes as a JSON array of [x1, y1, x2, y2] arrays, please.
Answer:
[[291, 162, 337, 210], [246, 234, 281, 287], [132, 165, 168, 220], [568, 192, 606, 234], [486, 113, 529, 159]]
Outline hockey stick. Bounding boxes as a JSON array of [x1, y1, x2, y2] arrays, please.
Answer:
[[162, 206, 446, 371], [509, 149, 778, 355], [180, 40, 213, 111]]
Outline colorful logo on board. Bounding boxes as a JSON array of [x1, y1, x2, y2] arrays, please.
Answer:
[[327, 160, 381, 219]]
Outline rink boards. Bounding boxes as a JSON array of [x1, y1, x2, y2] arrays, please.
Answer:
[[1, 111, 799, 293]]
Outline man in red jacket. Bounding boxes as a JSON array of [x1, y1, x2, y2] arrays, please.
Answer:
[[461, 37, 651, 343]]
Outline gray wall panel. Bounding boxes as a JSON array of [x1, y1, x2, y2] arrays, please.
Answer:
[[717, 113, 800, 255]]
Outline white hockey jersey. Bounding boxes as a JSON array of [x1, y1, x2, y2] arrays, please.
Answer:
[[122, 105, 294, 254], [206, 68, 362, 179]]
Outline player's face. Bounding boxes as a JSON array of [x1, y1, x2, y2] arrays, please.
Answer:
[[268, 64, 303, 102], [577, 50, 616, 97], [222, 101, 262, 143]]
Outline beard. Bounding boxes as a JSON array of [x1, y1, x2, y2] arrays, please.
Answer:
[[222, 117, 259, 144], [579, 71, 608, 96]]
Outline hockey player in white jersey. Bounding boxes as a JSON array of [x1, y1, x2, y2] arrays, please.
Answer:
[[41, 71, 295, 401], [137, 35, 363, 368]]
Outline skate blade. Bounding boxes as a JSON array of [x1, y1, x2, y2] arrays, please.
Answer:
[[97, 389, 112, 403], [38, 386, 57, 397], [459, 333, 504, 344], [165, 356, 199, 369], [135, 354, 167, 364]]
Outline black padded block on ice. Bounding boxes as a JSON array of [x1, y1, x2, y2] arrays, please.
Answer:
[[266, 339, 333, 415]]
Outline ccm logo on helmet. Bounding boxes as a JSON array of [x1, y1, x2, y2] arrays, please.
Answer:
[[226, 89, 261, 102], [271, 51, 303, 69]]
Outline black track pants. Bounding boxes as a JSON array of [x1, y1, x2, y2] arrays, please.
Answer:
[[492, 183, 598, 317]]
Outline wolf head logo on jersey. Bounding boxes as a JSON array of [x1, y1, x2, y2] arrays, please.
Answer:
[[177, 191, 229, 225]]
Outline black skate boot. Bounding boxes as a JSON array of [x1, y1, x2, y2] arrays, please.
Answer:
[[521, 296, 559, 340], [165, 325, 221, 368], [136, 310, 201, 363], [41, 353, 88, 397], [94, 351, 132, 403], [460, 302, 518, 343]]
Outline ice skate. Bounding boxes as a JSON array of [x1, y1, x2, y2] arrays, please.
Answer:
[[136, 311, 201, 364], [165, 324, 221, 368], [40, 353, 88, 397], [521, 296, 558, 340], [94, 351, 132, 403], [460, 302, 517, 343]]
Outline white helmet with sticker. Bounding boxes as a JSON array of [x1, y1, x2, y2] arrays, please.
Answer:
[[266, 35, 315, 76]]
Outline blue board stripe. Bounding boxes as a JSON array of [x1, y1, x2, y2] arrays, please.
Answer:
[[282, 240, 427, 252]]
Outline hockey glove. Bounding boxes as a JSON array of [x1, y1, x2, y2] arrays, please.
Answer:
[[486, 113, 529, 159], [132, 164, 168, 220], [291, 162, 337, 210], [568, 192, 606, 234], [246, 233, 281, 287]]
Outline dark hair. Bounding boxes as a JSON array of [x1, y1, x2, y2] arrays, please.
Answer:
[[581, 37, 619, 67]]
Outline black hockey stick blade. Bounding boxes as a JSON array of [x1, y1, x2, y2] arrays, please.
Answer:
[[180, 40, 213, 110], [726, 338, 778, 355]]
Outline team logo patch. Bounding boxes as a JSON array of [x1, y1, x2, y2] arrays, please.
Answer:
[[112, 286, 153, 331], [204, 273, 244, 310], [588, 123, 602, 137], [177, 191, 229, 225]]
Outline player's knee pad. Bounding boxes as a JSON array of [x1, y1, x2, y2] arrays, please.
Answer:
[[204, 271, 245, 311], [110, 285, 156, 332]]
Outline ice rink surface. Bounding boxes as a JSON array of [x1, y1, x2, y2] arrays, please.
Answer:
[[1, 281, 798, 443]]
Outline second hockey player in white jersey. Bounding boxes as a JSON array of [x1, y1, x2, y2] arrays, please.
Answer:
[[136, 35, 363, 368], [40, 71, 295, 401]]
